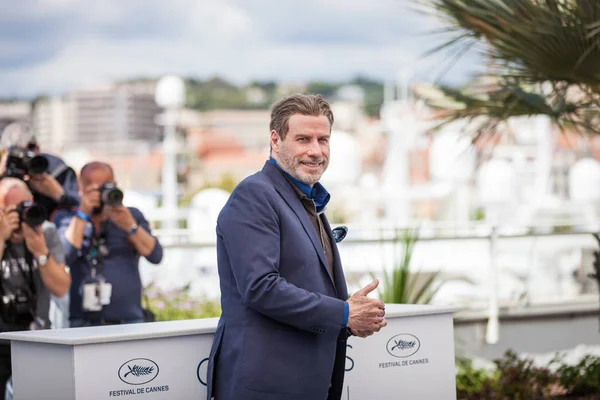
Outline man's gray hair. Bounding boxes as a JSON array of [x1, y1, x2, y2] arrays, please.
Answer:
[[269, 94, 334, 140], [0, 178, 32, 206]]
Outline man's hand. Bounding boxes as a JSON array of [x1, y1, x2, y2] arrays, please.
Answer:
[[347, 279, 387, 334], [0, 208, 19, 241], [106, 205, 136, 232], [79, 185, 101, 216], [350, 328, 374, 338], [22, 223, 48, 258], [27, 173, 64, 201]]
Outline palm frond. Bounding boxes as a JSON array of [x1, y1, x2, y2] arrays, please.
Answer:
[[412, 0, 600, 135], [414, 79, 600, 137], [418, 0, 600, 86]]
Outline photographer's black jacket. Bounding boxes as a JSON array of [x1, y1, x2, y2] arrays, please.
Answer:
[[34, 153, 80, 218]]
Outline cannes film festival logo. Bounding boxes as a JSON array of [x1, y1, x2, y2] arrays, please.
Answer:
[[386, 334, 421, 358], [118, 358, 160, 385]]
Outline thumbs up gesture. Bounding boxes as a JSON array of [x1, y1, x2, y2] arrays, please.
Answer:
[[346, 279, 387, 335]]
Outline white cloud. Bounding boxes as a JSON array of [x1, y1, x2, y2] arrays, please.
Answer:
[[0, 0, 483, 97]]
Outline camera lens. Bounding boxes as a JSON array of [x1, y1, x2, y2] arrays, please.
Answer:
[[28, 155, 49, 175], [100, 184, 124, 206], [106, 188, 124, 205], [20, 203, 46, 227]]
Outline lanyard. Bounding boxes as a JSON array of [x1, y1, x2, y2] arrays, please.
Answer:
[[84, 221, 109, 279]]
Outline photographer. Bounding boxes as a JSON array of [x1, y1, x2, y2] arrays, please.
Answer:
[[53, 162, 162, 327], [0, 178, 70, 399], [0, 123, 80, 218]]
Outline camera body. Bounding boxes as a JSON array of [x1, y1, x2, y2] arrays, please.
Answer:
[[99, 183, 124, 206], [4, 146, 49, 179], [1, 290, 34, 324], [16, 201, 46, 228]]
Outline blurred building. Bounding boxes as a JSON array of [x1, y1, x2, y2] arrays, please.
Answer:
[[0, 101, 32, 135], [71, 83, 160, 147], [32, 82, 162, 154], [195, 109, 270, 151], [32, 97, 73, 152]]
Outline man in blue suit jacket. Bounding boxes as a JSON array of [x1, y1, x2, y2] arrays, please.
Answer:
[[207, 94, 387, 400]]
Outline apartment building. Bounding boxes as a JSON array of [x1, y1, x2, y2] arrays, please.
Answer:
[[0, 102, 32, 138], [32, 82, 162, 154]]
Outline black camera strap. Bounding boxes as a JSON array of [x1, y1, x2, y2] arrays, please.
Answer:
[[0, 242, 38, 322], [3, 243, 37, 299], [84, 221, 109, 279]]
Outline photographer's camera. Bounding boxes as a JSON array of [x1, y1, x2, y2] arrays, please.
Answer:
[[4, 146, 49, 179], [15, 201, 46, 228], [99, 183, 123, 206], [1, 290, 34, 324]]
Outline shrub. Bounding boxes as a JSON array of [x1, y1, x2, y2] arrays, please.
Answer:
[[143, 282, 221, 321], [373, 228, 444, 304], [552, 354, 600, 397], [456, 350, 600, 399]]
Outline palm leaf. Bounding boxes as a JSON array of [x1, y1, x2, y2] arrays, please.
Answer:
[[413, 0, 600, 135]]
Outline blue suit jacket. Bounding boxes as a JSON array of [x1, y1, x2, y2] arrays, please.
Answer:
[[206, 161, 350, 400]]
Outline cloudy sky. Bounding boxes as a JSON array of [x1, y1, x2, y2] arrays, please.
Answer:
[[0, 0, 484, 97]]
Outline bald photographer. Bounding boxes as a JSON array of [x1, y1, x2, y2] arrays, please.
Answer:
[[53, 162, 163, 327]]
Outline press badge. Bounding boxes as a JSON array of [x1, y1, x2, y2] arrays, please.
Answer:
[[82, 283, 102, 312], [99, 281, 112, 305], [82, 280, 112, 311]]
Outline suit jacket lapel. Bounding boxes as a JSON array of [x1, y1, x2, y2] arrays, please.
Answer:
[[321, 214, 348, 300], [263, 162, 335, 287]]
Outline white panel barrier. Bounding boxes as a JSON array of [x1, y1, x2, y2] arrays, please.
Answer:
[[0, 304, 457, 400]]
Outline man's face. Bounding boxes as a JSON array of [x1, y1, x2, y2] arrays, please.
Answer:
[[271, 114, 331, 186], [80, 168, 115, 215], [4, 187, 33, 242]]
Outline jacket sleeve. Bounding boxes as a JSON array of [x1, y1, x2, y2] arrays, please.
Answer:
[[132, 208, 163, 264], [52, 210, 80, 266], [56, 168, 80, 207], [218, 181, 346, 336]]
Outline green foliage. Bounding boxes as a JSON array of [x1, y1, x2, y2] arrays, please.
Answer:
[[552, 224, 574, 233], [249, 80, 277, 94], [491, 350, 557, 399], [351, 76, 385, 117], [180, 75, 384, 117], [372, 228, 444, 304], [472, 208, 486, 221], [143, 282, 221, 321], [420, 0, 600, 85], [186, 77, 255, 110], [455, 358, 495, 399], [305, 82, 340, 100], [415, 0, 600, 136], [456, 350, 600, 399], [552, 354, 600, 396], [179, 174, 238, 207]]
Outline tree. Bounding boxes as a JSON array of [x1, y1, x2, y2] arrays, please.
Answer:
[[415, 0, 600, 138]]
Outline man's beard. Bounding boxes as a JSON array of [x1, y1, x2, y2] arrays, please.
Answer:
[[92, 205, 104, 215], [278, 145, 328, 186]]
